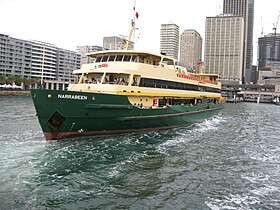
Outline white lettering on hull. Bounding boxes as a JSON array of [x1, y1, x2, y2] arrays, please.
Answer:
[[57, 94, 88, 100]]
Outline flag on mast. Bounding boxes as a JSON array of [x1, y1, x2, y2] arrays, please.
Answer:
[[133, 0, 139, 19]]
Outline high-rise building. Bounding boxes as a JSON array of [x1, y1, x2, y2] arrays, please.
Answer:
[[204, 15, 244, 84], [0, 33, 32, 78], [258, 33, 280, 71], [223, 0, 255, 83], [77, 45, 105, 65], [57, 48, 81, 82], [103, 36, 134, 50], [160, 23, 179, 60], [31, 41, 58, 81], [179, 29, 202, 71], [0, 33, 80, 82]]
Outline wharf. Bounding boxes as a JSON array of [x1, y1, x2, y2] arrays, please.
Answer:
[[225, 91, 280, 104], [222, 84, 280, 104], [238, 90, 279, 103], [0, 91, 30, 96]]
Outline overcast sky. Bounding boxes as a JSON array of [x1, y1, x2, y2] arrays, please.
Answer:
[[0, 0, 279, 64]]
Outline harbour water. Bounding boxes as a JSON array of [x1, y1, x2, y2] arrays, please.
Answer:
[[0, 96, 279, 209]]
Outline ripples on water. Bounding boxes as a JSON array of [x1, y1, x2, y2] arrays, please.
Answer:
[[0, 96, 280, 209]]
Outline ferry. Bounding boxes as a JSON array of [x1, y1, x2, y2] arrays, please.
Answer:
[[30, 6, 223, 140], [30, 49, 223, 140]]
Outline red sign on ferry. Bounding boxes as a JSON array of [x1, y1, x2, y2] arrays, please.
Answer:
[[95, 63, 108, 69]]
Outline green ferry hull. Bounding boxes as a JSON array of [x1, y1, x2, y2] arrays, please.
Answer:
[[30, 89, 222, 140]]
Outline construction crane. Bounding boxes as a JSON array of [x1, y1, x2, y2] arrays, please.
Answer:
[[272, 10, 280, 61]]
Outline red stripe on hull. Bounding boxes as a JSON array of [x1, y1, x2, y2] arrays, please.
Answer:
[[43, 123, 192, 140]]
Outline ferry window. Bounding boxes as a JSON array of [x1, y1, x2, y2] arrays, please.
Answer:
[[131, 55, 137, 62], [108, 55, 116, 61], [84, 73, 103, 84], [116, 55, 123, 61], [95, 56, 102, 62], [162, 58, 174, 65], [103, 73, 130, 86], [132, 75, 140, 86], [105, 74, 114, 83], [118, 76, 128, 85], [101, 56, 109, 62], [139, 56, 144, 63], [163, 61, 174, 65], [123, 55, 131, 62], [76, 74, 82, 83]]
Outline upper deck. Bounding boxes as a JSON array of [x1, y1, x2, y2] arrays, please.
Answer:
[[70, 50, 221, 96], [86, 50, 176, 66]]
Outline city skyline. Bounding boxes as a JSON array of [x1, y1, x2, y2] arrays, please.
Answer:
[[1, 0, 279, 65]]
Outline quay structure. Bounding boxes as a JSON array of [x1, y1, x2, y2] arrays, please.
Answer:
[[222, 60, 280, 104], [0, 33, 81, 91], [222, 84, 280, 103]]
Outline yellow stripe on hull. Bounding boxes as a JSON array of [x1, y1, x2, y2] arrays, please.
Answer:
[[116, 91, 222, 99]]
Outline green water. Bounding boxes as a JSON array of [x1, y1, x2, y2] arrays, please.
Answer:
[[0, 96, 280, 209]]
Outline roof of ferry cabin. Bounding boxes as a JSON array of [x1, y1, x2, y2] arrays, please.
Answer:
[[86, 50, 176, 62]]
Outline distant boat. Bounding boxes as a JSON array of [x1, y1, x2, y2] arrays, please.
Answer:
[[0, 84, 22, 89], [273, 97, 280, 105]]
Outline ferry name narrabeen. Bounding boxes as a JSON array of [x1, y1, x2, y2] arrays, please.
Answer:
[[57, 94, 88, 100]]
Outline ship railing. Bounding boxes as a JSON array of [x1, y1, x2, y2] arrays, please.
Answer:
[[176, 74, 217, 85]]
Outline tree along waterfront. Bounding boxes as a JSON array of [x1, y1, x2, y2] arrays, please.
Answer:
[[0, 75, 41, 90]]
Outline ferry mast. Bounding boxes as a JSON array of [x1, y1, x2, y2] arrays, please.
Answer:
[[124, 0, 138, 50]]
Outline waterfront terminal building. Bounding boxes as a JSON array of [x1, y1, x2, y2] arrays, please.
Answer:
[[0, 33, 81, 90]]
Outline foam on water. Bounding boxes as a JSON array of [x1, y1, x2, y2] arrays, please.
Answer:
[[157, 115, 226, 153], [206, 193, 261, 210]]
